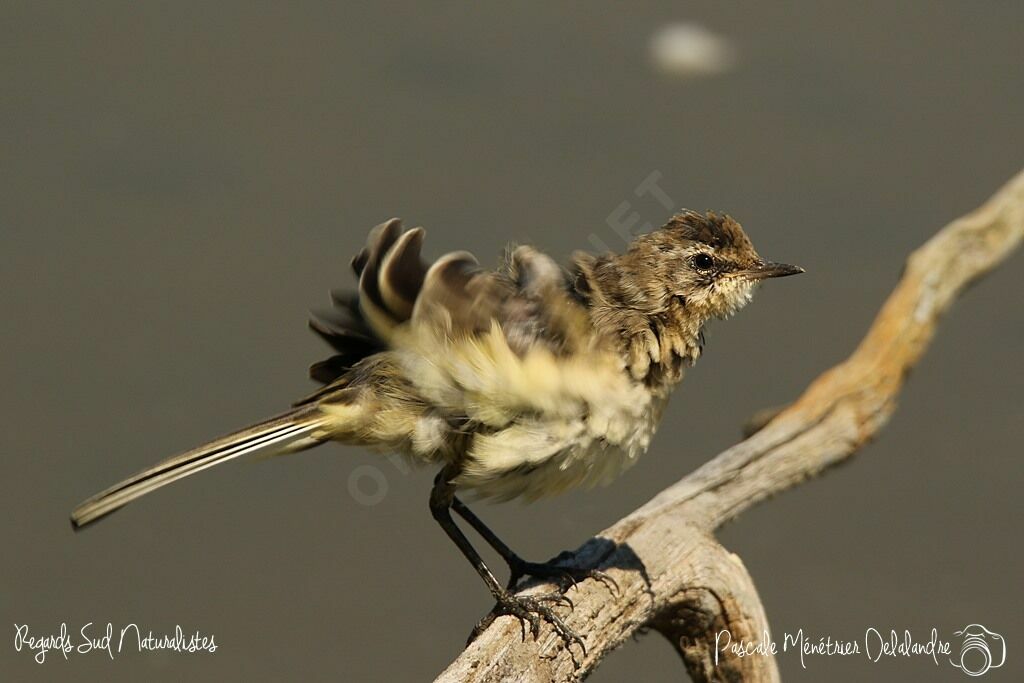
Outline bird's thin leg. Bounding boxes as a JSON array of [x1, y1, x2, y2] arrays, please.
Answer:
[[450, 497, 520, 575], [451, 495, 618, 594], [429, 468, 584, 655]]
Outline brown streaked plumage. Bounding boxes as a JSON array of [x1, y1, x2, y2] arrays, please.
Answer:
[[71, 211, 802, 651]]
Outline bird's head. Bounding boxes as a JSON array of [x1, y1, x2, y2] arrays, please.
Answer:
[[630, 210, 803, 323]]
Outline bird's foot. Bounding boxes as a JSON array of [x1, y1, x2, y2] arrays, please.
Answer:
[[507, 554, 619, 595], [469, 589, 586, 658]]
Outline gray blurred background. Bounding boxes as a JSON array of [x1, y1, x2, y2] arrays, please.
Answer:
[[2, 3, 1022, 681]]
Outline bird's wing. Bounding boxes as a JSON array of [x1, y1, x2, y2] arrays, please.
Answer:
[[303, 219, 503, 385], [305, 220, 580, 389], [303, 219, 638, 430]]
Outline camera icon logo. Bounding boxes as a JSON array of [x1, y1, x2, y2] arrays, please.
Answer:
[[949, 624, 1006, 676]]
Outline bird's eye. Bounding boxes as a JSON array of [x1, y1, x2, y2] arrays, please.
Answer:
[[693, 253, 714, 271]]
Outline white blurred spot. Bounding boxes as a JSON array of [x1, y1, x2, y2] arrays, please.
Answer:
[[650, 23, 737, 78]]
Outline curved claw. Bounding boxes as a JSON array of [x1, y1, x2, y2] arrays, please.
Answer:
[[528, 591, 573, 611], [524, 611, 541, 640], [558, 570, 580, 591], [589, 569, 620, 596], [479, 590, 588, 664], [543, 610, 587, 658], [524, 598, 586, 658]]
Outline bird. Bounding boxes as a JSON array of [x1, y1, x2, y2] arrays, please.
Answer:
[[71, 211, 802, 650]]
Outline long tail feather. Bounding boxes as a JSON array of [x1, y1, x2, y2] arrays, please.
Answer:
[[71, 409, 327, 529]]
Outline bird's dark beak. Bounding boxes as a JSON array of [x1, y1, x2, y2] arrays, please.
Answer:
[[743, 261, 805, 280]]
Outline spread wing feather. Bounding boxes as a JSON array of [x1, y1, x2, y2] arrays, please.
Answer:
[[306, 219, 425, 386], [307, 220, 602, 387]]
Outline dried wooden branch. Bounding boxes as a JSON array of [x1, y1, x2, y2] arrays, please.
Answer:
[[436, 169, 1024, 682]]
